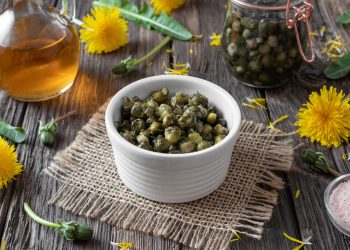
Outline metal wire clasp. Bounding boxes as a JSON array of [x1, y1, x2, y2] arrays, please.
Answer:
[[285, 0, 315, 62]]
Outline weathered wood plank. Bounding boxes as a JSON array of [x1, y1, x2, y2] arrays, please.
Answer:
[[0, 0, 178, 249], [172, 1, 301, 250], [265, 1, 350, 249]]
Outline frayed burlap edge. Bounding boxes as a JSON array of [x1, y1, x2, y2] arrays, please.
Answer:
[[44, 104, 294, 250]]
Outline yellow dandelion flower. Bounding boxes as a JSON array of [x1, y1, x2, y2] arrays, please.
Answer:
[[295, 86, 350, 148], [0, 137, 23, 189], [210, 32, 221, 47], [150, 0, 186, 15], [80, 7, 128, 54]]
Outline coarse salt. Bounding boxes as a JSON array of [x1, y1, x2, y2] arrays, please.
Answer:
[[330, 180, 350, 224]]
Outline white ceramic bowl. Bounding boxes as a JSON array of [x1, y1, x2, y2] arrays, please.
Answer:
[[105, 75, 241, 203]]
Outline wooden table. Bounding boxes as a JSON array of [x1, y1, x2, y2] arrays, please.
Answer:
[[1, 0, 350, 249]]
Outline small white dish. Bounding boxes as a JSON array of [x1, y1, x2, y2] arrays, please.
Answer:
[[105, 75, 241, 203]]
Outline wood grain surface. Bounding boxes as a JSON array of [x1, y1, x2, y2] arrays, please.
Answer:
[[1, 0, 350, 249]]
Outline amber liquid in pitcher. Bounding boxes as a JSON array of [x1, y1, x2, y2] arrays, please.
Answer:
[[0, 1, 80, 101]]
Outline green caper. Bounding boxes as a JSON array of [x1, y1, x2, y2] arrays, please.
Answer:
[[178, 113, 195, 129], [136, 130, 150, 144], [173, 106, 184, 116], [139, 142, 153, 151], [121, 130, 136, 144], [151, 88, 168, 104], [164, 126, 182, 144], [184, 106, 202, 119], [241, 17, 257, 29], [236, 66, 245, 74], [262, 54, 274, 68], [215, 134, 226, 144], [276, 52, 287, 61], [242, 29, 252, 38], [188, 132, 203, 144], [248, 60, 262, 72], [213, 124, 229, 136], [193, 120, 204, 133], [267, 35, 278, 47], [131, 119, 146, 133], [189, 92, 208, 107], [117, 120, 131, 132], [148, 121, 163, 135], [246, 39, 257, 49], [198, 105, 208, 119], [258, 44, 271, 54], [197, 141, 212, 151], [202, 124, 212, 135], [179, 139, 196, 153], [131, 102, 143, 118], [156, 103, 173, 119], [232, 20, 241, 32], [147, 98, 158, 108], [163, 113, 177, 127], [153, 137, 170, 152], [206, 112, 217, 124], [122, 97, 134, 117], [171, 91, 189, 107]]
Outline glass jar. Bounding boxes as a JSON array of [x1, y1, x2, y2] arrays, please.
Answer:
[[0, 0, 80, 102], [324, 174, 350, 237], [221, 0, 314, 88]]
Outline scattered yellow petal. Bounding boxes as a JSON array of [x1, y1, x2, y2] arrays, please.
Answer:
[[243, 103, 258, 109], [321, 35, 345, 60], [166, 49, 173, 54], [242, 97, 267, 110], [189, 48, 193, 54], [295, 189, 300, 199], [80, 7, 128, 54], [295, 86, 350, 148], [310, 31, 319, 37], [163, 62, 191, 75], [0, 137, 23, 189], [150, 0, 186, 15], [283, 233, 312, 250], [1, 239, 5, 250], [111, 241, 134, 250], [230, 229, 241, 242], [320, 25, 326, 37], [269, 115, 288, 130], [210, 32, 221, 47]]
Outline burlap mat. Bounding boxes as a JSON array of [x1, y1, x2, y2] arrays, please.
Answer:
[[44, 103, 294, 250]]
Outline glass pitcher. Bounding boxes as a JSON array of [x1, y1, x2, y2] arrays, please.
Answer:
[[0, 0, 79, 102]]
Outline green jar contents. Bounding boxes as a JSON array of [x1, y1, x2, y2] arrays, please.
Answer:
[[116, 88, 229, 153], [221, 0, 312, 88]]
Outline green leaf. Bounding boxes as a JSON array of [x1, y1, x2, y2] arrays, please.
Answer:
[[336, 11, 350, 24], [0, 119, 26, 143], [93, 0, 193, 41], [324, 52, 350, 79]]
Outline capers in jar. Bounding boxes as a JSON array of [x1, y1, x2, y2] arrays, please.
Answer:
[[221, 6, 304, 88], [116, 89, 230, 153]]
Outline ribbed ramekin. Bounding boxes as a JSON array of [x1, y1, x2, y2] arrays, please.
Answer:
[[105, 75, 241, 203]]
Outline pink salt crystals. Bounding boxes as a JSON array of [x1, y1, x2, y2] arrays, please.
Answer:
[[330, 180, 350, 224]]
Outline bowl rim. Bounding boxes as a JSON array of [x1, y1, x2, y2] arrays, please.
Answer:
[[324, 173, 350, 227], [105, 75, 242, 159]]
